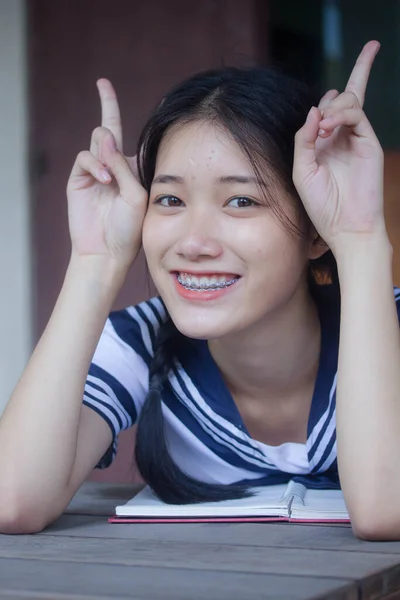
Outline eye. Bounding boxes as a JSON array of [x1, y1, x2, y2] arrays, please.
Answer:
[[154, 195, 184, 207], [227, 196, 258, 208]]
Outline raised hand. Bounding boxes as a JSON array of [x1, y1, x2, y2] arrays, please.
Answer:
[[66, 79, 147, 270], [293, 41, 385, 255]]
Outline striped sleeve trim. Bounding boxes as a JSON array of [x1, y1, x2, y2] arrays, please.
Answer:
[[83, 361, 139, 468], [83, 303, 160, 468], [82, 389, 124, 439], [394, 287, 400, 322], [86, 364, 136, 428], [81, 398, 119, 469]]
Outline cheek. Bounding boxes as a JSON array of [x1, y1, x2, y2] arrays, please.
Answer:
[[245, 225, 308, 280], [142, 214, 160, 267], [235, 221, 285, 259], [142, 214, 176, 266], [142, 214, 162, 253]]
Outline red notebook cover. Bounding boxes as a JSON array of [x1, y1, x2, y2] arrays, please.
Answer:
[[108, 515, 289, 524], [108, 515, 350, 524]]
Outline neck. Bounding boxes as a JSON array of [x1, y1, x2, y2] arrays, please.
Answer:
[[208, 284, 321, 402]]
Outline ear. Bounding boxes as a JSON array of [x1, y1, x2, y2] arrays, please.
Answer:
[[307, 229, 330, 260]]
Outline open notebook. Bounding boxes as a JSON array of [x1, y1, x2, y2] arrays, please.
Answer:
[[109, 480, 350, 524]]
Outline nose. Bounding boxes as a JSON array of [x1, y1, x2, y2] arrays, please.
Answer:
[[174, 218, 223, 262]]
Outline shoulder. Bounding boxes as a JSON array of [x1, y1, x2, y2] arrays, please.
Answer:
[[98, 296, 169, 365]]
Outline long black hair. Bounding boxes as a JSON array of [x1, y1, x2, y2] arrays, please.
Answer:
[[134, 67, 339, 504]]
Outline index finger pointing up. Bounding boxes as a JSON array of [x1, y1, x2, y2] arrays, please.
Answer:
[[96, 78, 123, 152], [345, 40, 380, 108]]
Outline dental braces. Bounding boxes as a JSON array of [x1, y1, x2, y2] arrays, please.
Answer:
[[178, 277, 237, 291]]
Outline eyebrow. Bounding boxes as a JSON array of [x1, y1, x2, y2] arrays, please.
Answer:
[[152, 174, 264, 185], [152, 174, 184, 184], [219, 175, 263, 185]]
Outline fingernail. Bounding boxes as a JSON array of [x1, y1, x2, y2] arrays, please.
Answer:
[[307, 107, 315, 121], [99, 168, 111, 182], [318, 129, 327, 136]]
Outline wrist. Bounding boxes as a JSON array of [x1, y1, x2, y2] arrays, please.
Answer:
[[331, 223, 392, 262], [334, 230, 393, 286], [67, 253, 130, 296]]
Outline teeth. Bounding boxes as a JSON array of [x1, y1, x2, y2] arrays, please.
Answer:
[[177, 272, 238, 291]]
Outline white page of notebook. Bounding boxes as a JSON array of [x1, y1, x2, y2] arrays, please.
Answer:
[[290, 489, 349, 519], [116, 484, 290, 517]]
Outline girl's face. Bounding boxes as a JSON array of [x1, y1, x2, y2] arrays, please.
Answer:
[[143, 121, 313, 340]]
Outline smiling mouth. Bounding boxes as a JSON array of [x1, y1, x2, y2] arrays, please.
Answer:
[[175, 272, 241, 291]]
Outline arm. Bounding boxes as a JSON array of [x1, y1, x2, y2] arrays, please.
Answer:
[[0, 257, 125, 533], [292, 41, 400, 539], [0, 79, 147, 534], [335, 233, 400, 540]]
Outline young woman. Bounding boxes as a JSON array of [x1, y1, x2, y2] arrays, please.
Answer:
[[1, 40, 399, 539]]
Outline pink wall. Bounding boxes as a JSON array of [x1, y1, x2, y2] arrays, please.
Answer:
[[29, 0, 269, 482]]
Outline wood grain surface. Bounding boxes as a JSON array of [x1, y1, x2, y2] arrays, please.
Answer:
[[0, 482, 400, 599]]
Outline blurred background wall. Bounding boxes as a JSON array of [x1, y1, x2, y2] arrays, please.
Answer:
[[28, 0, 267, 339], [0, 0, 31, 416], [2, 0, 400, 482]]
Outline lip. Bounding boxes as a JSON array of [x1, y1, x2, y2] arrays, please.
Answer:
[[172, 272, 241, 302], [171, 270, 240, 277]]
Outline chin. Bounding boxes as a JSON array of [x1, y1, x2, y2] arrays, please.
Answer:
[[165, 302, 247, 341], [167, 313, 222, 340]]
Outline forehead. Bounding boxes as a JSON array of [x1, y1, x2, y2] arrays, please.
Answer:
[[154, 120, 253, 176]]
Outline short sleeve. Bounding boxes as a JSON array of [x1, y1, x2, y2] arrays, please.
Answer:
[[395, 287, 400, 322], [83, 297, 167, 468]]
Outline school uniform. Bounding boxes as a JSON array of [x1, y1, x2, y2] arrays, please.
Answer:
[[83, 285, 400, 491]]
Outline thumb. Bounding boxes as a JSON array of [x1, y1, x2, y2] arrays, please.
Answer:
[[293, 106, 321, 186]]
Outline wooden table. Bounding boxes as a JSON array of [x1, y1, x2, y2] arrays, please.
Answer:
[[1, 482, 400, 599]]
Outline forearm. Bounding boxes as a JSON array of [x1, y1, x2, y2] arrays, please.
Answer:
[[0, 255, 126, 499], [335, 232, 400, 536]]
